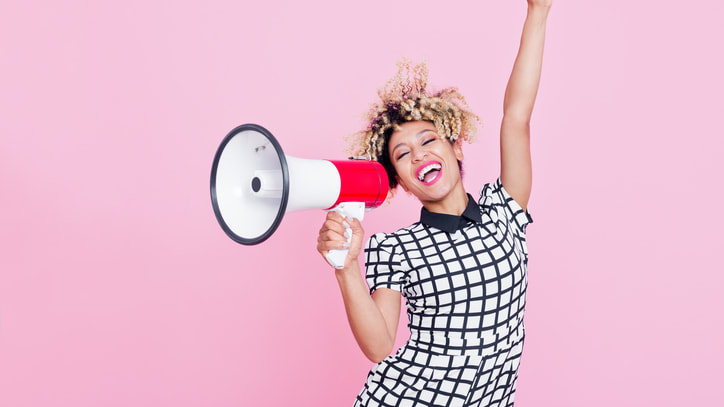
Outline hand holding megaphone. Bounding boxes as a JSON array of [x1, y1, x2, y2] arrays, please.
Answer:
[[317, 207, 365, 269], [325, 202, 365, 268], [210, 124, 389, 267]]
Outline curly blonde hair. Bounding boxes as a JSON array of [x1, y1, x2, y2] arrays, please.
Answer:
[[348, 59, 480, 190]]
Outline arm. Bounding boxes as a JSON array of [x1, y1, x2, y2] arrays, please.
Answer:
[[500, 0, 552, 211], [317, 212, 401, 363]]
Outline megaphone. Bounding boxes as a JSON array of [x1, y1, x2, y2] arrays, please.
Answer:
[[210, 123, 389, 268]]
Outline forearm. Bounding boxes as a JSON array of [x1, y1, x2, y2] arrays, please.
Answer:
[[335, 260, 395, 363], [503, 5, 550, 123]]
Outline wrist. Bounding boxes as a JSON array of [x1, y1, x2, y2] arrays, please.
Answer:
[[335, 259, 359, 279], [528, 4, 551, 16]]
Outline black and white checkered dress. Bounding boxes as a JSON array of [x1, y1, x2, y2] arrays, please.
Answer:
[[355, 178, 533, 407]]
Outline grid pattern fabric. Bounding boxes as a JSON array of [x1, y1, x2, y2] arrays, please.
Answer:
[[355, 178, 532, 407]]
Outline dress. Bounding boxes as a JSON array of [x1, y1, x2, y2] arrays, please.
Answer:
[[355, 178, 533, 407]]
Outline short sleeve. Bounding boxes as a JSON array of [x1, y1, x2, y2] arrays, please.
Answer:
[[364, 233, 406, 294], [479, 178, 533, 235]]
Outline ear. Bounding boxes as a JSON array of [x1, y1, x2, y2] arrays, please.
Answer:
[[453, 138, 464, 161], [395, 175, 410, 193]]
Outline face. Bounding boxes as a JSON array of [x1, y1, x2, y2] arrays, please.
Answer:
[[388, 121, 465, 207]]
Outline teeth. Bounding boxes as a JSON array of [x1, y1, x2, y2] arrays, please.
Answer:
[[417, 163, 442, 181]]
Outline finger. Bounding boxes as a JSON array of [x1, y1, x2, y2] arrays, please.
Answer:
[[318, 238, 348, 252], [319, 225, 350, 244], [326, 211, 346, 224], [321, 229, 346, 243], [322, 219, 348, 236], [319, 215, 343, 238], [317, 235, 348, 252]]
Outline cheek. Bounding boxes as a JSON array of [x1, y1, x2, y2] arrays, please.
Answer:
[[391, 162, 411, 187], [391, 160, 407, 176]]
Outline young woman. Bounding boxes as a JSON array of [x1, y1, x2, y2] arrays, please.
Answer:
[[317, 1, 551, 405]]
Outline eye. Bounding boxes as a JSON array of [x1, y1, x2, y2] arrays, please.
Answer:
[[422, 137, 436, 146], [396, 151, 409, 160]]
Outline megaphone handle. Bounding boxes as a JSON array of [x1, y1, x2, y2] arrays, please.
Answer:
[[326, 202, 366, 269]]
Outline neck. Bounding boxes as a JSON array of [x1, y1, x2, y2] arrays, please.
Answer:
[[421, 186, 469, 216]]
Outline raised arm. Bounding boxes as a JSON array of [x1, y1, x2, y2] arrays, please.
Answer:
[[499, 0, 551, 211]]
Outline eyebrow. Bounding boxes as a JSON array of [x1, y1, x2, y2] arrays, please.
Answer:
[[390, 129, 436, 157]]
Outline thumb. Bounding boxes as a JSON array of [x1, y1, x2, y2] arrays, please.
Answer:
[[347, 217, 364, 235]]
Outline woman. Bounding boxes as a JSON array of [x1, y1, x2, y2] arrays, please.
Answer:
[[317, 1, 551, 405]]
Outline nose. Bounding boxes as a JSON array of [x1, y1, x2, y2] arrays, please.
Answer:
[[411, 147, 426, 163]]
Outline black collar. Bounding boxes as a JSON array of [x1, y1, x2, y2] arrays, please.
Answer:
[[419, 193, 482, 233]]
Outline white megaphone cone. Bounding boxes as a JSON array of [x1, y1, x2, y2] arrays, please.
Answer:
[[210, 123, 389, 268]]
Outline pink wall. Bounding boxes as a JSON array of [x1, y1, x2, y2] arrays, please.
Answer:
[[1, 0, 722, 405]]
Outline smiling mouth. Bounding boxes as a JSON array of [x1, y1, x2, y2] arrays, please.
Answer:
[[417, 162, 442, 184]]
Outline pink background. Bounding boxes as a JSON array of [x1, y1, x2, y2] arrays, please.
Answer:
[[1, 0, 723, 406]]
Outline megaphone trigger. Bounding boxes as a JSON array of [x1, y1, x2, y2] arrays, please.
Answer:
[[325, 202, 365, 269]]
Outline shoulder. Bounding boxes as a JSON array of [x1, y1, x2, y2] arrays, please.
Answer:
[[366, 222, 424, 251], [478, 178, 506, 205], [478, 178, 533, 234]]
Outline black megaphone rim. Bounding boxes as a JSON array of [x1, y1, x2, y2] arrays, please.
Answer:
[[210, 123, 289, 245]]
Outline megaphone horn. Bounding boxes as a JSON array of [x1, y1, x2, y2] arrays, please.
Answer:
[[210, 124, 389, 267]]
